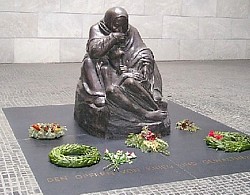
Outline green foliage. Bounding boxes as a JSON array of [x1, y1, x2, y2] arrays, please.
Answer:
[[176, 119, 200, 132], [103, 150, 136, 172], [205, 131, 250, 152], [125, 127, 170, 156], [49, 144, 101, 168]]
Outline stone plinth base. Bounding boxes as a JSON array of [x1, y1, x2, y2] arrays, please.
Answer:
[[74, 91, 170, 139]]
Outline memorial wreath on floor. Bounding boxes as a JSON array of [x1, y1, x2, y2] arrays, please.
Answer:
[[205, 130, 250, 152], [125, 126, 170, 155], [176, 119, 200, 132], [49, 144, 101, 168], [28, 122, 67, 139]]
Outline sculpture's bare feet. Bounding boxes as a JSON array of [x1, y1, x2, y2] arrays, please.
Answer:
[[145, 110, 167, 121]]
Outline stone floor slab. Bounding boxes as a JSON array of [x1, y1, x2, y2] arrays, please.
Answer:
[[0, 60, 250, 194], [3, 101, 250, 195]]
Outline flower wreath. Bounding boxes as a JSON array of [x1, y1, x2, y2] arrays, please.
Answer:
[[49, 144, 101, 168], [125, 126, 170, 155], [29, 123, 67, 139], [176, 119, 199, 132], [205, 130, 250, 152]]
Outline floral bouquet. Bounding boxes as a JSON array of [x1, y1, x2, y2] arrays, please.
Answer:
[[205, 130, 250, 152], [103, 149, 137, 172], [125, 126, 170, 155], [176, 119, 200, 132], [28, 122, 67, 139]]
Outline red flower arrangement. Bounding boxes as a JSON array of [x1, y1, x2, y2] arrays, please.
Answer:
[[176, 119, 200, 132], [31, 123, 61, 132], [125, 126, 170, 155], [141, 130, 156, 141], [29, 122, 67, 139], [205, 130, 250, 152], [208, 130, 223, 140]]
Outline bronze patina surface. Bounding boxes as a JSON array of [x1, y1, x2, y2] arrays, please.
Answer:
[[74, 7, 170, 138]]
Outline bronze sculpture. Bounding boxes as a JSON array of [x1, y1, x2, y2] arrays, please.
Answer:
[[74, 7, 170, 139]]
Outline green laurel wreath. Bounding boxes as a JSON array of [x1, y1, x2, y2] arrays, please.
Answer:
[[205, 131, 250, 152], [49, 144, 101, 168]]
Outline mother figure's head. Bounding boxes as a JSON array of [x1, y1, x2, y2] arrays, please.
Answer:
[[104, 7, 129, 33]]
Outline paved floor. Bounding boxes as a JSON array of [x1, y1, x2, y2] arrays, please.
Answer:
[[0, 60, 249, 195]]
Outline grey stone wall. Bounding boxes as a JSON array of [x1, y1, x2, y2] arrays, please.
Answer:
[[0, 0, 250, 63]]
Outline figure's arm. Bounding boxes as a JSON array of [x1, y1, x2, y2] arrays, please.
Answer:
[[88, 36, 116, 59], [87, 26, 125, 59]]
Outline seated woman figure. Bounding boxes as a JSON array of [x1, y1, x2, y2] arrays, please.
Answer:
[[74, 7, 170, 138]]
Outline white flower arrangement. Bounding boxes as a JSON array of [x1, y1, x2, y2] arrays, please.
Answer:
[[28, 122, 67, 139]]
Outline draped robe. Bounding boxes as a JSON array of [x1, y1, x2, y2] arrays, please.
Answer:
[[74, 20, 170, 138]]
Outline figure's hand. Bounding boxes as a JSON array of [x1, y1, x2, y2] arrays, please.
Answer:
[[141, 66, 148, 81], [119, 64, 128, 73], [111, 32, 126, 44], [122, 72, 143, 80], [153, 90, 162, 102], [140, 62, 152, 81], [121, 72, 133, 78]]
